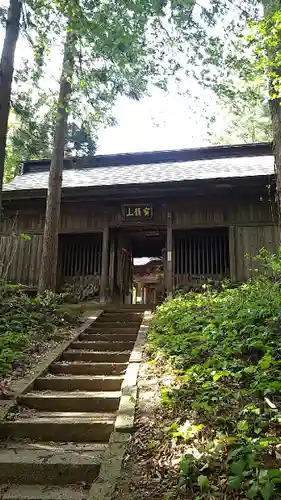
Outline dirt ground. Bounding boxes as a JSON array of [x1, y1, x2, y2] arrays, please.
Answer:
[[113, 358, 184, 500]]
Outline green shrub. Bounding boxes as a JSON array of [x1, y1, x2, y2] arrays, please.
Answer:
[[0, 281, 80, 379], [148, 249, 281, 499]]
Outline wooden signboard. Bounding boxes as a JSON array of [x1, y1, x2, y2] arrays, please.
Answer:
[[122, 204, 153, 220]]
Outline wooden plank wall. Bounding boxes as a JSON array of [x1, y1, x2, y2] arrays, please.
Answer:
[[0, 234, 43, 286], [232, 225, 279, 281], [1, 197, 276, 234], [172, 199, 276, 228], [0, 202, 105, 235]]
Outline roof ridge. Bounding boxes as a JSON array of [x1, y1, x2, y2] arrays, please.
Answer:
[[21, 142, 272, 175], [3, 150, 274, 196]]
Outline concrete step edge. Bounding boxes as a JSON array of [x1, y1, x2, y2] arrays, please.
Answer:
[[87, 327, 139, 332], [51, 362, 128, 367], [7, 411, 116, 421], [61, 352, 130, 362], [0, 485, 88, 500], [39, 375, 124, 380], [70, 343, 134, 351], [0, 447, 105, 465], [20, 391, 121, 398], [49, 362, 128, 375], [3, 442, 108, 452], [0, 418, 114, 442], [71, 341, 135, 345], [97, 324, 141, 327], [80, 334, 137, 339], [64, 350, 131, 354]]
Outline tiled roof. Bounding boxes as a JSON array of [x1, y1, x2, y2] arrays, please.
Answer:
[[4, 154, 274, 193]]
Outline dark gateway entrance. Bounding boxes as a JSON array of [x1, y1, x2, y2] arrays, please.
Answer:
[[113, 227, 166, 305], [56, 225, 230, 305]]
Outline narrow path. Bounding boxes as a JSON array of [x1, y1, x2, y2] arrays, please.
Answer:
[[0, 309, 143, 500]]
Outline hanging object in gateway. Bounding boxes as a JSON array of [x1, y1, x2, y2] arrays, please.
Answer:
[[122, 204, 153, 220]]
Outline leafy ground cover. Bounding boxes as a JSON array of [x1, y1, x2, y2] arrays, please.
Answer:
[[146, 257, 281, 499], [0, 281, 82, 395]]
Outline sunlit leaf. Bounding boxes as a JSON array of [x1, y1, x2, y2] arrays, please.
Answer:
[[197, 475, 209, 491]]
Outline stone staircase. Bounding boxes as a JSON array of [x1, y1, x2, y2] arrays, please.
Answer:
[[0, 310, 143, 500]]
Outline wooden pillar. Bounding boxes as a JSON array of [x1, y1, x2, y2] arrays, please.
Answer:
[[100, 225, 109, 303], [167, 211, 173, 301], [229, 226, 237, 283], [143, 286, 147, 305], [108, 234, 115, 301], [141, 286, 145, 304], [137, 282, 141, 303]]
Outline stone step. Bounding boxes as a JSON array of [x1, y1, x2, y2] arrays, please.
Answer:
[[91, 321, 139, 328], [61, 350, 130, 363], [35, 375, 124, 392], [71, 340, 134, 351], [80, 332, 137, 342], [115, 308, 149, 312], [0, 412, 114, 442], [50, 361, 128, 376], [87, 326, 138, 334], [106, 305, 145, 309], [19, 391, 121, 412], [0, 442, 107, 485], [97, 320, 141, 326], [98, 314, 142, 322], [0, 485, 88, 499]]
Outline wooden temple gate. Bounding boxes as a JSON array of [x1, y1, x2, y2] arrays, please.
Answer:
[[0, 158, 278, 303]]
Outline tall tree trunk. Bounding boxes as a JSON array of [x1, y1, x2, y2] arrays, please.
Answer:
[[262, 1, 281, 234], [38, 30, 75, 293], [0, 0, 22, 214], [269, 99, 281, 232]]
